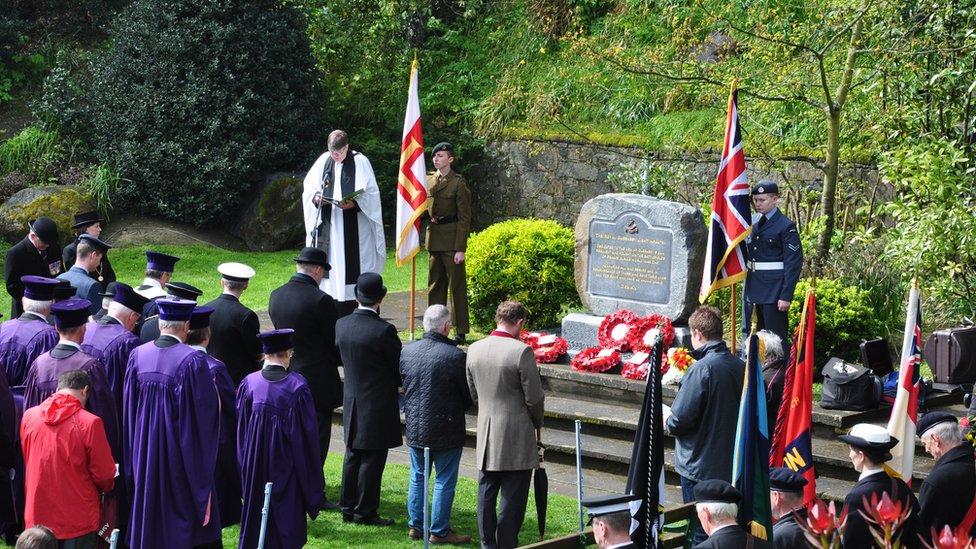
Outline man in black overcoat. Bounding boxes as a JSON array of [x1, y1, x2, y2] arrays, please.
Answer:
[[268, 247, 341, 507], [335, 272, 402, 526], [4, 217, 62, 317], [205, 262, 262, 386], [916, 412, 976, 537]]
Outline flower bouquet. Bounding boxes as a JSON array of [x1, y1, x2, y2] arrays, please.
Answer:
[[661, 347, 695, 385]]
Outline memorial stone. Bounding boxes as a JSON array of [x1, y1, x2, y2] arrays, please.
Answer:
[[562, 194, 706, 351]]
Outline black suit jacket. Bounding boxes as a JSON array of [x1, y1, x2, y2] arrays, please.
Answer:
[[336, 308, 402, 450], [694, 525, 775, 549], [919, 445, 976, 536], [772, 508, 807, 549], [204, 293, 261, 386], [268, 273, 341, 410], [4, 236, 63, 317], [843, 471, 922, 549]]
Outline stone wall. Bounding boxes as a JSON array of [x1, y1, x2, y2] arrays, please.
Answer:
[[469, 140, 882, 230]]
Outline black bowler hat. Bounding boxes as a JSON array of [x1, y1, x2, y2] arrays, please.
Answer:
[[53, 280, 76, 301], [432, 142, 454, 155], [189, 306, 214, 331], [29, 217, 59, 246], [72, 211, 103, 229], [111, 282, 150, 313], [78, 234, 112, 254], [50, 299, 91, 329], [21, 276, 60, 301], [145, 251, 180, 273], [355, 272, 387, 305], [156, 298, 196, 322], [916, 412, 958, 438], [293, 247, 331, 270], [166, 281, 203, 301], [751, 182, 779, 196], [257, 329, 295, 354], [769, 467, 808, 493], [693, 479, 742, 504]]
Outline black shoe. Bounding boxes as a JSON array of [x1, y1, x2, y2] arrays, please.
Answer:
[[322, 499, 341, 511], [355, 515, 395, 526], [342, 513, 354, 523]]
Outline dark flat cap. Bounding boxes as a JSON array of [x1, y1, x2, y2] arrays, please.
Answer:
[[916, 412, 958, 438], [165, 281, 203, 301], [751, 182, 779, 196], [769, 467, 808, 492], [694, 479, 742, 504], [582, 493, 639, 519], [78, 234, 112, 254]]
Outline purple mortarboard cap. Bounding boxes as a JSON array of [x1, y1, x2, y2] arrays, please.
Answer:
[[156, 298, 196, 322], [21, 276, 60, 301], [189, 306, 214, 331], [50, 299, 92, 329], [112, 282, 150, 313], [257, 329, 294, 355], [145, 250, 180, 273]]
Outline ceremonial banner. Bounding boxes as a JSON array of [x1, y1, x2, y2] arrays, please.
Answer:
[[626, 338, 665, 549], [699, 84, 752, 302], [886, 280, 922, 484], [769, 288, 817, 504], [732, 331, 773, 540], [395, 59, 428, 267]]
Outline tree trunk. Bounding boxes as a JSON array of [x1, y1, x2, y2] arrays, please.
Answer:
[[815, 107, 842, 274]]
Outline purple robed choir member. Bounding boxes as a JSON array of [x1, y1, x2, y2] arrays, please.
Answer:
[[237, 329, 324, 549], [0, 276, 60, 388], [123, 299, 220, 549], [187, 306, 241, 528], [81, 282, 149, 414]]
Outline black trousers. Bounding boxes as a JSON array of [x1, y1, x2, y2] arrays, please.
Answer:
[[316, 405, 333, 472], [741, 299, 789, 349], [477, 469, 532, 549], [340, 447, 389, 522]]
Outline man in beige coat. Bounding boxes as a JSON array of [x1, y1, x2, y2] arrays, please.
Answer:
[[466, 301, 545, 549]]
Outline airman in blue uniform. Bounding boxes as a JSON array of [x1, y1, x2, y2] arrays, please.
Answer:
[[742, 182, 803, 346]]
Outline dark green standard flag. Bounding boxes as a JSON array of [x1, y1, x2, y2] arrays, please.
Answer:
[[732, 331, 773, 540], [625, 339, 665, 548]]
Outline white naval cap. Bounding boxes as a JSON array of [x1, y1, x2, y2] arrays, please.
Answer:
[[218, 262, 256, 282]]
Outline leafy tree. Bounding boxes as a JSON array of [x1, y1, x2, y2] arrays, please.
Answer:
[[47, 0, 326, 225]]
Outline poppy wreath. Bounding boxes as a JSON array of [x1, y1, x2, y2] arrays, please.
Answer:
[[597, 310, 639, 352], [621, 360, 649, 381], [571, 347, 621, 373], [534, 336, 568, 363], [519, 331, 540, 348], [629, 314, 676, 353]]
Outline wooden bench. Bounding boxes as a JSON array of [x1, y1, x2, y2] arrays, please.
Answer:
[[519, 502, 698, 549]]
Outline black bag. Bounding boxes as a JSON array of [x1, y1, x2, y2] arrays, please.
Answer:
[[860, 338, 894, 377], [820, 358, 882, 411]]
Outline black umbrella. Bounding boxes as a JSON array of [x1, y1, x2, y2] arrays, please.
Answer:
[[534, 434, 548, 539]]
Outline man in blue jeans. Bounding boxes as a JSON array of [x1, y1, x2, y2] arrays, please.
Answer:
[[400, 305, 473, 544], [664, 306, 745, 546]]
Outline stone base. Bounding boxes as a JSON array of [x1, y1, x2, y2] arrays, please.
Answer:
[[562, 312, 691, 353]]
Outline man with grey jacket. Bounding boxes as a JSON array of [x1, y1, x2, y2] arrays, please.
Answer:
[[401, 305, 473, 545], [466, 301, 544, 549]]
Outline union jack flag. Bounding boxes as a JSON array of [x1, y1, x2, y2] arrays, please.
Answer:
[[886, 281, 922, 484], [700, 84, 752, 302]]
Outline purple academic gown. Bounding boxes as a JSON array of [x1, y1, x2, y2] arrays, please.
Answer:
[[23, 343, 120, 459], [237, 365, 324, 549], [193, 347, 242, 528], [81, 316, 142, 424], [0, 314, 58, 388], [123, 335, 220, 549]]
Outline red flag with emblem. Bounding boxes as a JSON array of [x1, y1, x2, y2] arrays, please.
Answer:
[[395, 59, 428, 267]]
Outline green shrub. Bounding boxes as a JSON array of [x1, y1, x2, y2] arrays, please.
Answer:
[[788, 278, 884, 368], [48, 0, 325, 226], [466, 218, 579, 331]]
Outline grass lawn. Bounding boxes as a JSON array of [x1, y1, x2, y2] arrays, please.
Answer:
[[220, 454, 583, 548], [0, 245, 429, 315]]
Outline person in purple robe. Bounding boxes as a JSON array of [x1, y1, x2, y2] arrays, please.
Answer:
[[237, 328, 324, 549], [123, 298, 221, 549], [23, 298, 119, 458], [186, 305, 242, 529], [81, 282, 149, 415], [0, 276, 60, 388]]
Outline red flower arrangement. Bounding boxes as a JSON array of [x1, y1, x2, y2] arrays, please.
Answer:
[[667, 347, 695, 373], [571, 347, 621, 373], [621, 350, 672, 381], [598, 310, 639, 352], [798, 498, 848, 549], [860, 492, 912, 549], [519, 331, 540, 348], [534, 334, 568, 363], [923, 524, 976, 549], [629, 314, 676, 353]]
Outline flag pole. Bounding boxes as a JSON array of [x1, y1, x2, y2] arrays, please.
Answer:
[[730, 284, 738, 354], [409, 257, 417, 340]]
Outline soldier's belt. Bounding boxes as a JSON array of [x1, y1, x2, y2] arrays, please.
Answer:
[[747, 261, 784, 271], [434, 215, 459, 224]]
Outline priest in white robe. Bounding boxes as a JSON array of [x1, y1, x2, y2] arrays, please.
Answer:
[[302, 130, 386, 316]]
